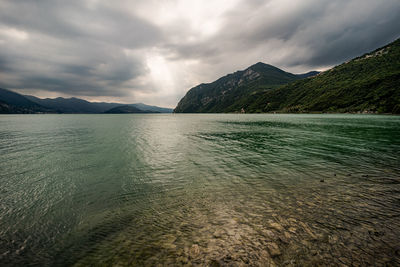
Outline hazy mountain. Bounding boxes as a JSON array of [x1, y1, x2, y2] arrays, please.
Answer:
[[104, 105, 153, 113], [24, 95, 119, 113], [246, 38, 400, 113], [24, 96, 173, 113], [295, 71, 320, 79], [0, 89, 173, 114], [131, 103, 173, 113], [174, 62, 318, 113]]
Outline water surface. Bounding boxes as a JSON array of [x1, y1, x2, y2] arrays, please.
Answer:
[[1, 114, 400, 266]]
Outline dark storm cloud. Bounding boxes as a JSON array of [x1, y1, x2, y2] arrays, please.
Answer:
[[0, 0, 159, 98], [0, 0, 399, 105], [0, 0, 161, 47], [167, 0, 400, 69]]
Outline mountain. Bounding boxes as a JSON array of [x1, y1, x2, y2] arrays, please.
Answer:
[[132, 103, 173, 113], [0, 88, 50, 113], [174, 62, 318, 113], [24, 96, 173, 113], [0, 88, 172, 114], [104, 105, 153, 113], [175, 38, 400, 114], [246, 38, 400, 113], [295, 71, 320, 79], [24, 95, 119, 113]]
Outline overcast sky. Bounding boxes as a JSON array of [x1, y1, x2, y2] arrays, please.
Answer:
[[0, 0, 399, 107]]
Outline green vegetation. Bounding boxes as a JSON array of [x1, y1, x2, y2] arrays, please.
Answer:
[[248, 38, 400, 114], [175, 38, 400, 114]]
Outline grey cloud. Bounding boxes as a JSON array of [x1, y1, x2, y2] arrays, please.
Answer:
[[168, 0, 400, 69], [0, 37, 146, 97], [0, 0, 159, 98], [0, 0, 162, 47], [163, 42, 221, 61]]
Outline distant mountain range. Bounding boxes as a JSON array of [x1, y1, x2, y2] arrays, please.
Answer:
[[104, 105, 152, 114], [0, 90, 173, 114], [175, 38, 400, 114]]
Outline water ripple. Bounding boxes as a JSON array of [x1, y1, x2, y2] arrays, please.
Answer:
[[0, 114, 399, 266]]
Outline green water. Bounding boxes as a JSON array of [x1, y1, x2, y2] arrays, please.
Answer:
[[1, 114, 400, 266]]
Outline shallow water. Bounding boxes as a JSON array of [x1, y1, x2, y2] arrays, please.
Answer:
[[1, 114, 400, 266]]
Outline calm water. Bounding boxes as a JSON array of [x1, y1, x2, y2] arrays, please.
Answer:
[[1, 114, 400, 266]]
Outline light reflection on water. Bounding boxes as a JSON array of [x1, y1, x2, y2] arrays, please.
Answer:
[[0, 114, 400, 266]]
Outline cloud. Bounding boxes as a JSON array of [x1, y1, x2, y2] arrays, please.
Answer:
[[167, 0, 400, 69], [0, 0, 399, 107]]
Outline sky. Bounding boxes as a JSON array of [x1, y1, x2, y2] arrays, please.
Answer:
[[0, 0, 399, 108]]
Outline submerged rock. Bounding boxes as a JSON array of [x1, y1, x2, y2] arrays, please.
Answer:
[[176, 256, 189, 264], [213, 229, 225, 238], [299, 222, 317, 240], [269, 221, 284, 232], [208, 259, 222, 267], [262, 229, 277, 240], [284, 231, 291, 239], [266, 242, 281, 257], [190, 244, 200, 258]]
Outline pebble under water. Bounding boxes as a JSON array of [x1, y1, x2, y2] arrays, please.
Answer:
[[1, 114, 400, 266]]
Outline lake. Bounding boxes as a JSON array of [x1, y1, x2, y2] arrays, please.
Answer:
[[1, 114, 400, 266]]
